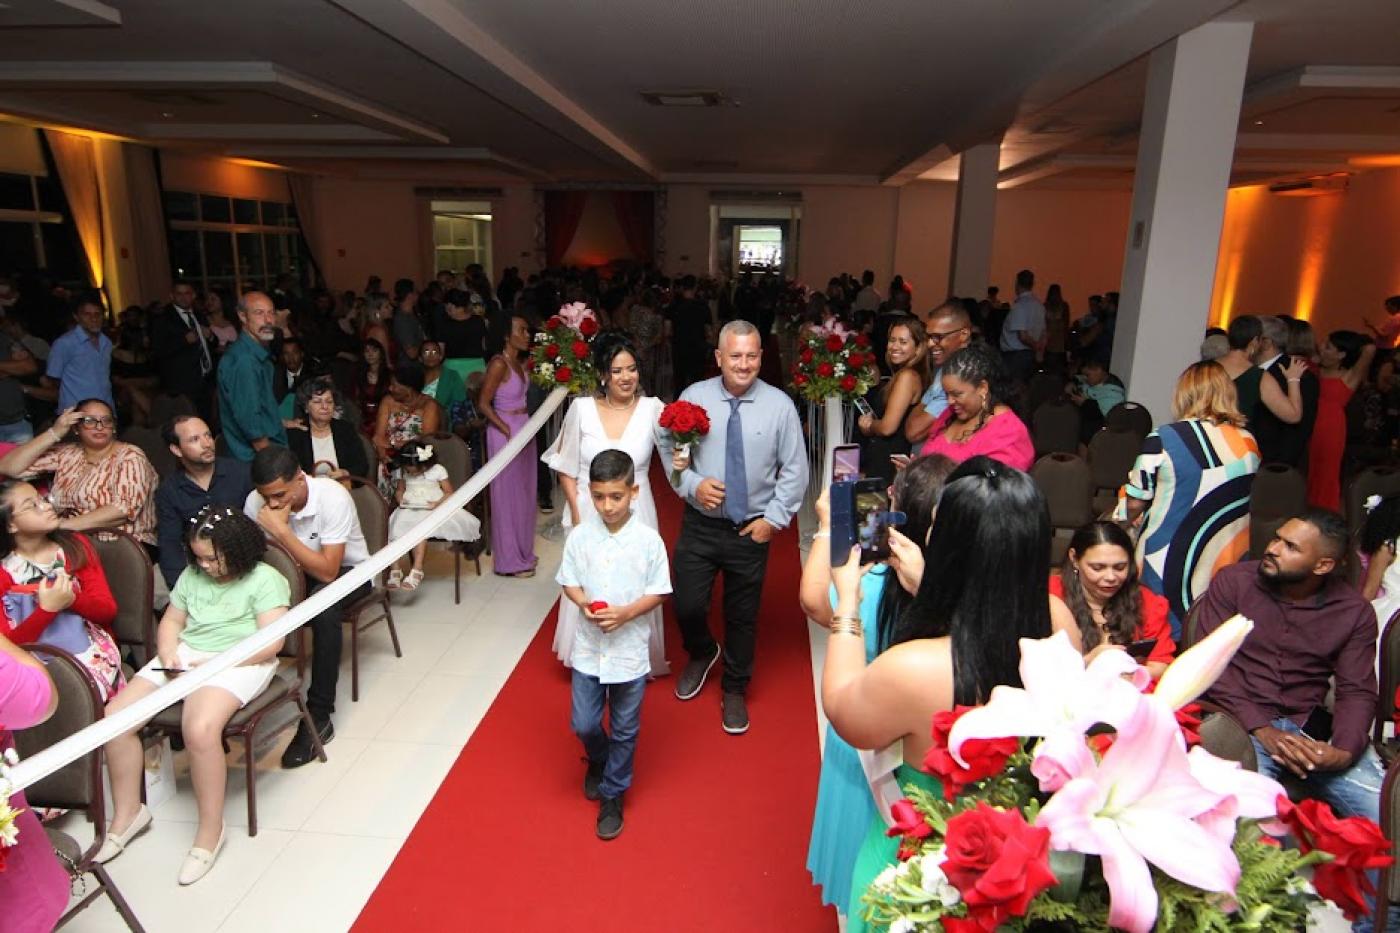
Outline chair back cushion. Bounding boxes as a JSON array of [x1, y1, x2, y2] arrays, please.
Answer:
[[1105, 402, 1152, 439], [346, 478, 389, 586], [260, 539, 308, 660], [1031, 401, 1080, 457], [118, 425, 177, 477], [1197, 711, 1258, 771], [148, 394, 195, 429], [1025, 373, 1064, 417], [1347, 466, 1400, 538], [1378, 610, 1400, 744], [357, 433, 378, 482], [1087, 429, 1141, 492], [1031, 453, 1093, 529], [90, 530, 155, 658], [13, 645, 102, 811]]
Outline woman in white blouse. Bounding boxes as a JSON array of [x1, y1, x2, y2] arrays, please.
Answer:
[[543, 332, 668, 675]]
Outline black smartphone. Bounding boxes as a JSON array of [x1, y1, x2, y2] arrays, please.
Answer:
[[1126, 639, 1157, 661], [854, 478, 905, 564], [833, 444, 860, 483], [829, 480, 857, 566], [151, 667, 185, 675]]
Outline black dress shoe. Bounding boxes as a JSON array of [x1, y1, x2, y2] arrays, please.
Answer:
[[583, 758, 604, 801], [281, 716, 333, 769], [674, 644, 721, 701], [596, 795, 624, 840]]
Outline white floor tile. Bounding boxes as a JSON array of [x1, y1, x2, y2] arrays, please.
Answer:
[[150, 737, 370, 832], [350, 620, 464, 677], [374, 674, 495, 747], [298, 739, 462, 839], [331, 670, 422, 740], [215, 832, 402, 933], [59, 819, 295, 933]]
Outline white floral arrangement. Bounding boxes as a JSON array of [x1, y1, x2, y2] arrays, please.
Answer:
[[0, 743, 22, 869]]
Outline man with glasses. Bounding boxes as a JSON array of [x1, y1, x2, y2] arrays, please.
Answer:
[[44, 292, 114, 413], [904, 302, 973, 446]]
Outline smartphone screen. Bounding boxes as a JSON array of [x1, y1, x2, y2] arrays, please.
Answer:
[[1127, 639, 1157, 661], [853, 397, 874, 419], [833, 444, 860, 482], [854, 479, 891, 563]]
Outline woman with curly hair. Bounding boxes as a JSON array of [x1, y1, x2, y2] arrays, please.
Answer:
[[917, 342, 1033, 470], [1051, 521, 1176, 679], [96, 506, 291, 885]]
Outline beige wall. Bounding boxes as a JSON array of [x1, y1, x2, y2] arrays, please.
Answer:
[[1211, 168, 1400, 339], [663, 185, 711, 276]]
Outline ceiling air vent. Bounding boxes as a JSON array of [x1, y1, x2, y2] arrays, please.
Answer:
[[641, 90, 729, 107], [1267, 173, 1349, 197]]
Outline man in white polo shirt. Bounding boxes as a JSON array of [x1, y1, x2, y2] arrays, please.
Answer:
[[246, 445, 370, 768]]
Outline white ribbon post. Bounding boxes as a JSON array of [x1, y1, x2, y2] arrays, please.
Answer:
[[11, 388, 568, 792]]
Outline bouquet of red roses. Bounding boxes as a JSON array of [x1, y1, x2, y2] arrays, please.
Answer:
[[659, 400, 710, 484], [528, 302, 600, 395], [790, 319, 879, 402]]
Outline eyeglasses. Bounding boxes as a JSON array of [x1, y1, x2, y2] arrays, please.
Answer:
[[927, 328, 968, 344], [77, 416, 115, 428], [13, 496, 54, 516]]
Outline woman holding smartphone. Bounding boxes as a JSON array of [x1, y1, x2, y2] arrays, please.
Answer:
[[855, 318, 928, 483], [1051, 520, 1176, 679]]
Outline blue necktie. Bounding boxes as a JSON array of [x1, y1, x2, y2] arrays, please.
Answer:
[[724, 397, 749, 524]]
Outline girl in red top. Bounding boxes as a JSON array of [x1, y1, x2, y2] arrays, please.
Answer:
[[1050, 520, 1175, 679], [0, 479, 120, 699]]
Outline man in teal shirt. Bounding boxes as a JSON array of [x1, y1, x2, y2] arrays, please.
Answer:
[[218, 291, 287, 461]]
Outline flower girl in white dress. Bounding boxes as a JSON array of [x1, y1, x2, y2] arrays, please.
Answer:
[[543, 333, 669, 675], [387, 439, 480, 591]]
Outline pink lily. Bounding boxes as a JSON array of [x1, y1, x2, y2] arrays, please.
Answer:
[[555, 301, 596, 330], [948, 631, 1146, 790], [1152, 614, 1254, 710], [1036, 695, 1239, 933], [1186, 746, 1287, 843]]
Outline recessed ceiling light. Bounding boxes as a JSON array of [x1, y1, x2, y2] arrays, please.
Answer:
[[310, 113, 320, 119], [1254, 120, 1265, 126], [161, 111, 174, 118], [640, 90, 730, 108]]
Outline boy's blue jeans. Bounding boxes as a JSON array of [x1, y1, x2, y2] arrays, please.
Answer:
[[1249, 717, 1397, 932], [571, 670, 646, 801]]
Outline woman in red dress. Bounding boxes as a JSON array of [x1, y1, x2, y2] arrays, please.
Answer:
[[1306, 330, 1376, 510]]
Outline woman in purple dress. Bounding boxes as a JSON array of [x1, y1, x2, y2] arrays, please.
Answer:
[[0, 635, 69, 933], [480, 313, 539, 577]]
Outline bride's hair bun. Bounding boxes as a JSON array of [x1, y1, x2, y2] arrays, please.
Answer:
[[591, 330, 638, 373]]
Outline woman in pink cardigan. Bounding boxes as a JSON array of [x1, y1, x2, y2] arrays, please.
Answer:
[[919, 342, 1034, 471], [0, 635, 68, 933]]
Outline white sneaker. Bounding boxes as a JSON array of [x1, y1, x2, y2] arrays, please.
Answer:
[[178, 824, 226, 885]]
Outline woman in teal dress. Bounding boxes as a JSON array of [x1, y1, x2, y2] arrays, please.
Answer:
[[822, 457, 1074, 932], [800, 456, 954, 915]]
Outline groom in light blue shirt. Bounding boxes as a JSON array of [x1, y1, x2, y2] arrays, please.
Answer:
[[662, 320, 806, 735]]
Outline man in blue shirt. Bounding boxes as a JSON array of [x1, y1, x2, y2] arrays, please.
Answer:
[[218, 291, 287, 461], [664, 320, 807, 734], [999, 269, 1046, 385], [154, 414, 253, 589], [904, 301, 973, 446], [44, 292, 114, 412]]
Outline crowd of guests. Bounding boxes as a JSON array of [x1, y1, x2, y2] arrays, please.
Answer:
[[3, 255, 1400, 930]]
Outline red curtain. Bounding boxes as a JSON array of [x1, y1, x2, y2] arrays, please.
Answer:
[[611, 191, 655, 264], [544, 190, 589, 268]]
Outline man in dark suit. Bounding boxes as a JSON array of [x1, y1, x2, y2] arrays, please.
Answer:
[[149, 279, 214, 420], [273, 336, 321, 405]]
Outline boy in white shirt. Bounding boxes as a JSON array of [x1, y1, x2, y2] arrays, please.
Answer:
[[557, 449, 672, 840]]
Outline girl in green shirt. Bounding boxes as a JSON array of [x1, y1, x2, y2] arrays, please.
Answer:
[[97, 506, 291, 885]]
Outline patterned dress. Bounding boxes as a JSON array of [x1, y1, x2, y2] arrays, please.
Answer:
[[1116, 418, 1260, 639], [24, 442, 158, 545], [377, 403, 427, 496]]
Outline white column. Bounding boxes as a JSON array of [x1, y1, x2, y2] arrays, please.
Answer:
[[947, 142, 1000, 299], [1113, 21, 1254, 424]]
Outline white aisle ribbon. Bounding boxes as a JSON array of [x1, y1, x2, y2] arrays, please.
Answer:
[[11, 388, 568, 791]]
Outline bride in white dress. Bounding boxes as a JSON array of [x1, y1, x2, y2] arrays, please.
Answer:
[[1363, 495, 1400, 675], [543, 333, 669, 675]]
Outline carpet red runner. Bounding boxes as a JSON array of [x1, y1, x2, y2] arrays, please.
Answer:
[[354, 465, 830, 932]]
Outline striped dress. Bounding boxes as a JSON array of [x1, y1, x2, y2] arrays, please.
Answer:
[[1116, 418, 1260, 639]]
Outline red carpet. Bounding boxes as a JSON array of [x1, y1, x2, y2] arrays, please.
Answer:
[[354, 464, 830, 932]]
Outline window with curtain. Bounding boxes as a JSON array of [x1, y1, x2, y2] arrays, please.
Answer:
[[162, 190, 307, 293], [0, 170, 84, 284]]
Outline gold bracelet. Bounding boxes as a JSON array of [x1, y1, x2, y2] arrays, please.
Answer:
[[830, 616, 864, 637]]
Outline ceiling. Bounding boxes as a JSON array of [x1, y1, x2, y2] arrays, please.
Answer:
[[0, 0, 1397, 189]]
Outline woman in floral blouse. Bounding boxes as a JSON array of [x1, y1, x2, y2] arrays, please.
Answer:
[[0, 401, 159, 552]]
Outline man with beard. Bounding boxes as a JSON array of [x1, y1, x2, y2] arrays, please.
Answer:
[[153, 415, 252, 588], [218, 291, 287, 461], [1195, 509, 1394, 931]]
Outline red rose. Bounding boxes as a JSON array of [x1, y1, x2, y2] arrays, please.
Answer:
[[571, 340, 589, 359], [544, 316, 561, 332], [793, 373, 809, 387], [816, 362, 834, 378], [855, 333, 870, 347], [545, 344, 560, 360], [825, 334, 844, 352], [578, 316, 599, 337], [1276, 796, 1395, 919], [885, 798, 933, 861], [554, 365, 573, 384], [846, 352, 865, 368], [587, 601, 609, 612], [839, 375, 857, 393], [800, 347, 814, 365], [922, 706, 1019, 796], [940, 803, 1058, 930]]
